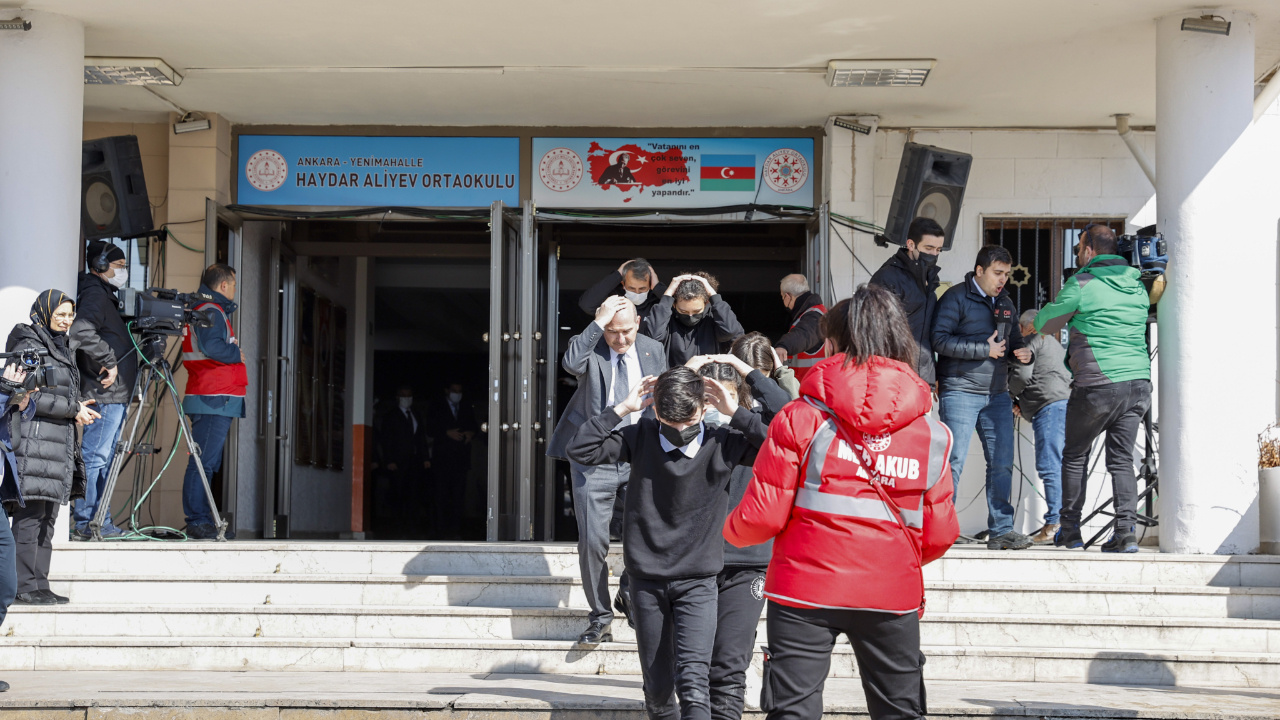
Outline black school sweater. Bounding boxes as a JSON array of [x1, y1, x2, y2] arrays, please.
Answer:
[[566, 406, 767, 580]]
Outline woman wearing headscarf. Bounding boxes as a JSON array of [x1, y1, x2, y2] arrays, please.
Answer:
[[5, 290, 100, 605]]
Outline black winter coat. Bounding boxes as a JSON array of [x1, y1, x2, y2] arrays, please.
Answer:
[[870, 248, 940, 384], [931, 273, 1031, 396], [5, 323, 86, 505], [70, 272, 138, 404], [646, 294, 745, 368], [775, 291, 825, 358]]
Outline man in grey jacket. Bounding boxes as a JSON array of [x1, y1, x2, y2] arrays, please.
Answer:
[[547, 296, 666, 645], [1008, 310, 1071, 544]]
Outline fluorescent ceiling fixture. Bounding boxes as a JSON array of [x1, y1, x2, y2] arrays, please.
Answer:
[[826, 60, 935, 87], [0, 17, 32, 30], [1180, 15, 1230, 36], [84, 57, 183, 86]]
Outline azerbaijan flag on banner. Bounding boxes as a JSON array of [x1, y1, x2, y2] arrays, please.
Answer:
[[700, 155, 756, 191]]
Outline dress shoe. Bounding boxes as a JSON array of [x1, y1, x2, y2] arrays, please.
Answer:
[[38, 589, 69, 604], [613, 590, 633, 629], [1029, 523, 1060, 545], [577, 621, 612, 645], [14, 592, 55, 605]]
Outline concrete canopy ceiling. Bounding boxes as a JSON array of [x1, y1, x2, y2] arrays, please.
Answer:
[[23, 0, 1280, 128]]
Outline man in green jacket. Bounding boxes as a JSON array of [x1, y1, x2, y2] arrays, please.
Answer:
[[1034, 224, 1151, 553]]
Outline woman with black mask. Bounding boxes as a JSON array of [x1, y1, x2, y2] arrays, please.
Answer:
[[646, 271, 745, 367], [5, 290, 100, 604]]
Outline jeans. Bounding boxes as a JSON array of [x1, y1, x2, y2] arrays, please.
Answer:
[[570, 460, 630, 625], [711, 567, 767, 720], [632, 574, 719, 720], [0, 504, 16, 624], [183, 413, 233, 527], [73, 402, 127, 531], [939, 390, 1015, 537], [1030, 399, 1067, 525], [1060, 380, 1152, 533], [762, 601, 925, 720]]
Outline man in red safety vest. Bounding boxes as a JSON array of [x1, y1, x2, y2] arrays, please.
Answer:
[[775, 274, 827, 382], [179, 263, 247, 539]]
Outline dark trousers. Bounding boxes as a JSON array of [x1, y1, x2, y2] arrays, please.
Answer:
[[711, 567, 767, 720], [182, 413, 233, 527], [1059, 379, 1152, 532], [762, 601, 925, 720], [0, 504, 16, 623], [11, 500, 58, 595], [632, 574, 719, 720]]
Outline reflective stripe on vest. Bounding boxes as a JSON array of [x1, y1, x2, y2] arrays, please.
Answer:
[[796, 397, 942, 529], [181, 303, 235, 362], [789, 305, 827, 370]]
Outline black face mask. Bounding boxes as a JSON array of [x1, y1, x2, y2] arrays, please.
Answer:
[[676, 309, 708, 327], [916, 252, 939, 271], [660, 421, 701, 448]]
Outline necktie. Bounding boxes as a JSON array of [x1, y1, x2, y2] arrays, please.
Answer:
[[613, 354, 630, 416]]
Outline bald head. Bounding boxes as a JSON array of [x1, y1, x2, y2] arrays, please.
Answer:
[[603, 299, 640, 354]]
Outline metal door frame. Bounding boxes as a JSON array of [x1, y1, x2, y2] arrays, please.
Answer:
[[539, 235, 559, 540], [204, 199, 244, 528], [273, 240, 298, 537], [805, 203, 833, 305]]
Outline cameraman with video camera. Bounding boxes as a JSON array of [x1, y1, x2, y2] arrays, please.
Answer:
[[179, 264, 246, 540], [1034, 224, 1152, 553], [6, 291, 101, 604], [68, 240, 137, 540]]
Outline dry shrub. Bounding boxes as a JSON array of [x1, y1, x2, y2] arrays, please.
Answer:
[[1260, 424, 1280, 469]]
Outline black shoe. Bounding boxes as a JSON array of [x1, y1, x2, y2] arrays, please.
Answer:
[[185, 523, 218, 540], [13, 592, 55, 605], [1101, 532, 1140, 554], [986, 531, 1033, 550], [613, 590, 633, 629], [1054, 525, 1084, 549], [38, 589, 69, 605], [577, 621, 612, 645], [0, 680, 9, 692]]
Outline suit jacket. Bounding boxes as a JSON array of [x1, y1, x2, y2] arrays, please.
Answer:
[[425, 396, 480, 468], [376, 406, 429, 469], [546, 322, 667, 461]]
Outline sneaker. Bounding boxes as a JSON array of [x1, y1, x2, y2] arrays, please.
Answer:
[[185, 523, 218, 540], [1101, 531, 1140, 554], [1054, 525, 1084, 549], [1029, 523, 1060, 545], [101, 523, 126, 539], [986, 531, 1032, 550]]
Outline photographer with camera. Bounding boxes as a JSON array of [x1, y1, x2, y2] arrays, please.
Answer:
[[68, 240, 137, 540], [5, 291, 101, 604], [179, 264, 247, 540], [1034, 224, 1152, 553]]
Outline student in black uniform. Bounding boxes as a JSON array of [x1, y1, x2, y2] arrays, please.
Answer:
[[646, 272, 744, 368], [567, 366, 767, 720], [689, 355, 790, 720]]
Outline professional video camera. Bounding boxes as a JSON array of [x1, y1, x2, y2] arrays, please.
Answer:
[[117, 287, 217, 336], [0, 347, 51, 392], [1117, 225, 1167, 311]]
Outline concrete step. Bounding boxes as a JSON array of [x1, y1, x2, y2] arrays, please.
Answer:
[[46, 573, 1280, 620], [52, 542, 1280, 587], [7, 604, 1279, 653], [0, 636, 1275, 687]]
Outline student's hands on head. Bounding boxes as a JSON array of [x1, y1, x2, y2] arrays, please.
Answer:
[[708, 354, 752, 377], [685, 355, 713, 371], [615, 375, 657, 417], [664, 274, 693, 297], [704, 377, 739, 416]]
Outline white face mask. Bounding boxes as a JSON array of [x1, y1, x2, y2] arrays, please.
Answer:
[[107, 268, 128, 289], [623, 290, 648, 305], [398, 397, 413, 410], [448, 392, 463, 404]]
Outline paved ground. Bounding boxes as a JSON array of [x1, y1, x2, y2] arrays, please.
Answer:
[[0, 671, 1276, 718]]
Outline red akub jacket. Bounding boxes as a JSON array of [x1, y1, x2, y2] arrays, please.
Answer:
[[724, 354, 959, 615]]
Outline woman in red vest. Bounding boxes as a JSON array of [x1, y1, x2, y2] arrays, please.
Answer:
[[724, 284, 959, 720]]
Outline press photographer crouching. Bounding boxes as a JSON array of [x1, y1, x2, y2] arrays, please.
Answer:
[[1034, 224, 1152, 553], [5, 291, 101, 604], [69, 240, 138, 539], [180, 264, 247, 540]]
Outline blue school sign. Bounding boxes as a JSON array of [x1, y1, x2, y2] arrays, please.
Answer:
[[236, 135, 520, 207]]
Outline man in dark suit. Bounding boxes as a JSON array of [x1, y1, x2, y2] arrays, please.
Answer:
[[425, 381, 479, 540], [547, 296, 667, 644], [375, 385, 431, 538]]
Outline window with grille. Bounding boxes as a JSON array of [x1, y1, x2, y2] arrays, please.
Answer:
[[981, 217, 1126, 316]]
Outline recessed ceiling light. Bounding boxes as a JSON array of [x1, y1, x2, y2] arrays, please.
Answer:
[[1180, 15, 1230, 36], [84, 57, 183, 86], [826, 59, 935, 88]]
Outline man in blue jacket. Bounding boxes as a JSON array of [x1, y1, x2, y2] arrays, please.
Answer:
[[932, 245, 1033, 550], [180, 264, 247, 540]]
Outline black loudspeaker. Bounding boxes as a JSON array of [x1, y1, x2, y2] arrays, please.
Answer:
[[81, 135, 153, 241], [882, 142, 972, 251]]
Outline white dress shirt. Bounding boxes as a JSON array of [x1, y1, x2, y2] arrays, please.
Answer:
[[608, 346, 644, 425], [658, 422, 705, 458]]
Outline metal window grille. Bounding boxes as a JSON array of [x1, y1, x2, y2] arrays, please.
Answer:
[[981, 216, 1125, 317]]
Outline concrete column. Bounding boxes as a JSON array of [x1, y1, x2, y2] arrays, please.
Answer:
[[1156, 10, 1273, 554], [0, 10, 84, 335]]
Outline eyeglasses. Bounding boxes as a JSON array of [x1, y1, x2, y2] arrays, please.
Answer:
[[51, 311, 76, 321]]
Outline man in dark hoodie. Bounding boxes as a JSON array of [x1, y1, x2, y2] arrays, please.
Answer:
[[932, 245, 1033, 550], [68, 240, 137, 539], [179, 264, 247, 540], [870, 217, 944, 384]]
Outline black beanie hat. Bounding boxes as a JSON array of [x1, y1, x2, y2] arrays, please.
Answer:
[[86, 240, 126, 268]]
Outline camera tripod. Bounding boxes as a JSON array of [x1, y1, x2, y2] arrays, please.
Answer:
[[88, 333, 228, 542]]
